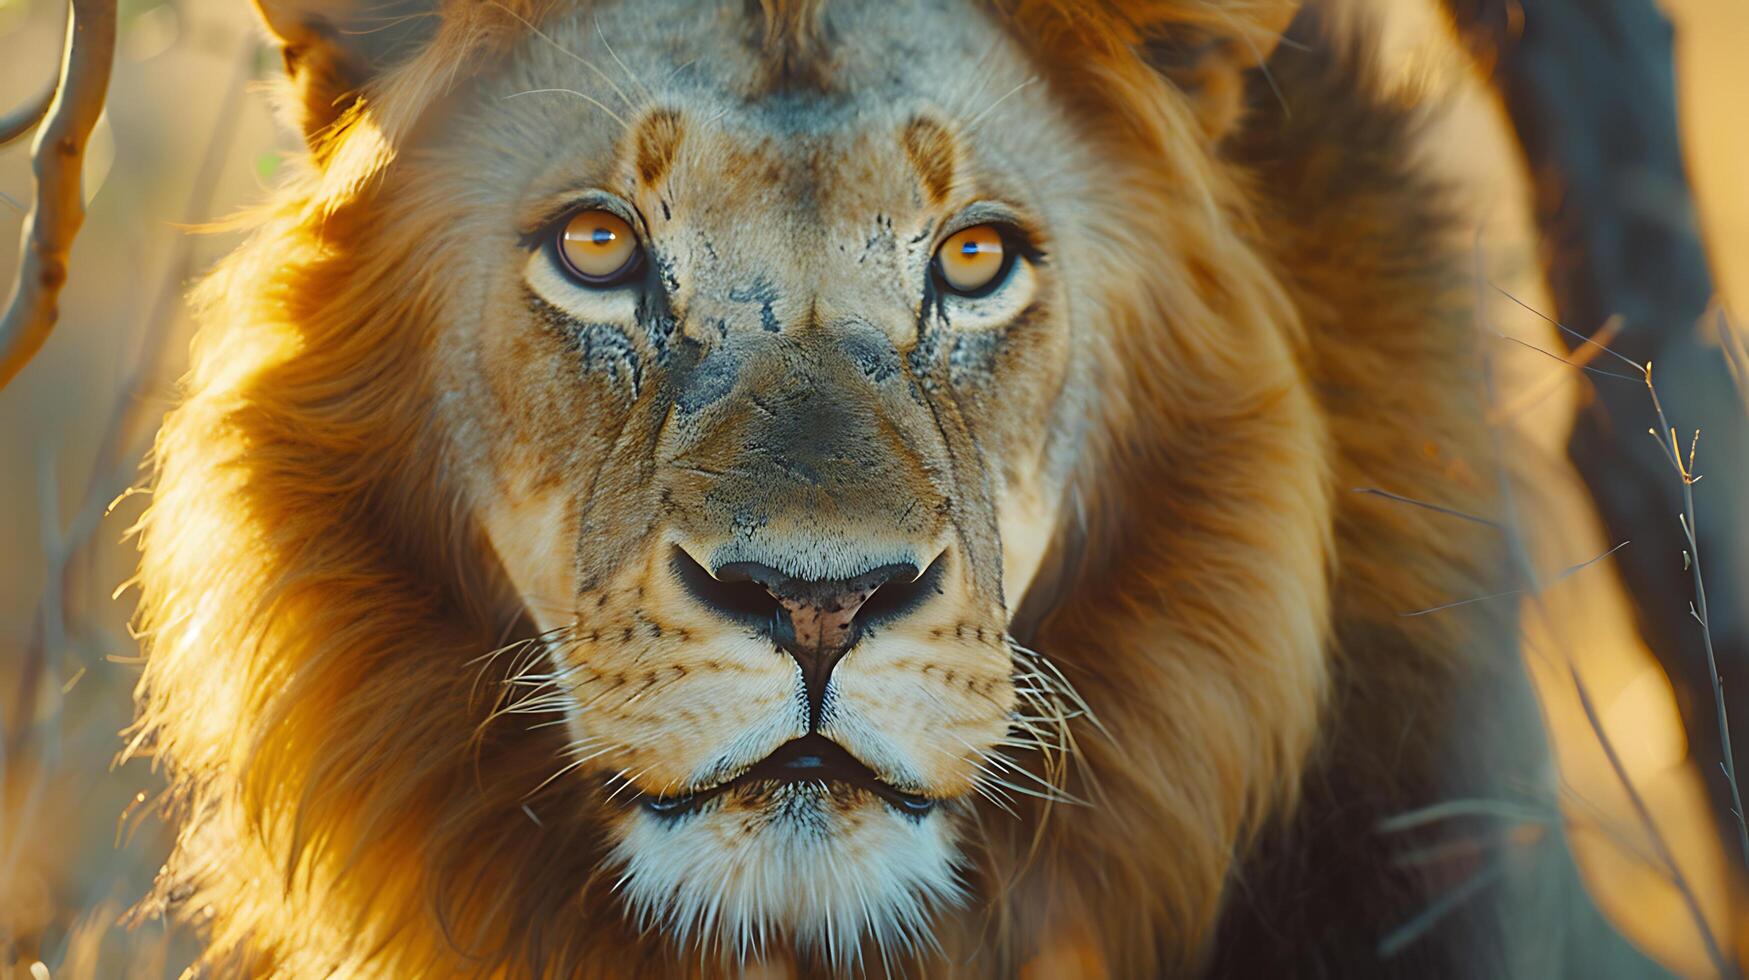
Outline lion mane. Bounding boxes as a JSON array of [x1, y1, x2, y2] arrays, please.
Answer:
[[129, 1, 1653, 976]]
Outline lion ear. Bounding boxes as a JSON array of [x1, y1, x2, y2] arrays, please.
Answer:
[[1134, 1, 1300, 138], [253, 0, 440, 146]]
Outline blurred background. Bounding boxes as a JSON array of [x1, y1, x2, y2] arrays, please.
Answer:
[[0, 0, 1744, 976]]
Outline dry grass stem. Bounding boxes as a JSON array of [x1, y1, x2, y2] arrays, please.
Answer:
[[1478, 268, 1733, 974], [1644, 363, 1749, 867]]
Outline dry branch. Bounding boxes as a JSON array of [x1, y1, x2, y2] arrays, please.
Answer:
[[0, 0, 119, 390]]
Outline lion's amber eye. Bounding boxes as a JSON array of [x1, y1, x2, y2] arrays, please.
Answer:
[[558, 209, 642, 285], [934, 225, 1009, 295]]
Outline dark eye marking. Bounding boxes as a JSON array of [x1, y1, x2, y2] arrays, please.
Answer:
[[947, 299, 1045, 385], [522, 287, 645, 400]]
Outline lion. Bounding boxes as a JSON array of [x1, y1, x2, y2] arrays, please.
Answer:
[[128, 0, 1670, 975]]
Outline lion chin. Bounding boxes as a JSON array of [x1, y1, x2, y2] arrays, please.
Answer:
[[611, 772, 964, 966]]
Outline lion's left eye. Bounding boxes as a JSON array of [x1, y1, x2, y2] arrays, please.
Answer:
[[557, 209, 643, 286], [933, 224, 1013, 296]]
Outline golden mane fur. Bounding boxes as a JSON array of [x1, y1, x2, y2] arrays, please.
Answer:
[[129, 0, 1651, 976]]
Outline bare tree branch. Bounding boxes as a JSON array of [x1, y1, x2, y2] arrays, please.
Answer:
[[0, 0, 119, 391]]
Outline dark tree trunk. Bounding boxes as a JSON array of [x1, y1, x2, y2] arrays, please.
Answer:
[[1441, 0, 1749, 872]]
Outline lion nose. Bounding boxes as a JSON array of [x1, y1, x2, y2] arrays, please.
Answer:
[[672, 549, 935, 728], [720, 560, 926, 728]]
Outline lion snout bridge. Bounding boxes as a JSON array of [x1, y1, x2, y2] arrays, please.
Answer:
[[675, 551, 938, 728], [658, 312, 962, 724]]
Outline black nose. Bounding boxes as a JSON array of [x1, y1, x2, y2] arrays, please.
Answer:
[[670, 549, 940, 728]]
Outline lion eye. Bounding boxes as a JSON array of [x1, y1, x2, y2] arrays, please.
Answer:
[[558, 209, 642, 285], [934, 224, 1009, 295]]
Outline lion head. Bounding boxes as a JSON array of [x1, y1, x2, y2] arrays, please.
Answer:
[[129, 0, 1571, 975]]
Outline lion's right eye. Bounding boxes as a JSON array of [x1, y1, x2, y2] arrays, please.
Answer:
[[557, 210, 643, 286], [933, 224, 1013, 296]]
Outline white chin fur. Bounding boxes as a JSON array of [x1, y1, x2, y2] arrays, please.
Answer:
[[611, 784, 965, 969]]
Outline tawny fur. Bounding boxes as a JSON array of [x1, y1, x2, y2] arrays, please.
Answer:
[[129, 1, 1661, 977]]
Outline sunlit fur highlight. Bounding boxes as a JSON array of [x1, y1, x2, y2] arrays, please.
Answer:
[[126, 0, 1611, 976]]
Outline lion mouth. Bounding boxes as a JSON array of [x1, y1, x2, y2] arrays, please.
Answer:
[[636, 734, 936, 818]]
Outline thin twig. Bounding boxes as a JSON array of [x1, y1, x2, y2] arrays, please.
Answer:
[[1379, 798, 1556, 833], [0, 0, 119, 390], [1644, 365, 1749, 866], [1378, 861, 1508, 959], [1349, 487, 1502, 529], [1489, 283, 1645, 374], [1487, 315, 1625, 423], [1402, 539, 1633, 616]]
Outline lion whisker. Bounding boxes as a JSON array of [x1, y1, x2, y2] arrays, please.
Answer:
[[466, 627, 559, 670], [603, 765, 654, 804], [963, 75, 1039, 134], [963, 763, 1023, 816], [919, 742, 1020, 817], [499, 695, 575, 716], [502, 88, 629, 129], [1004, 723, 1077, 751], [593, 12, 654, 105], [950, 733, 1085, 807], [467, 625, 578, 710], [527, 743, 616, 797], [975, 771, 1086, 807], [503, 666, 579, 689], [944, 32, 1012, 124], [488, 1, 641, 111], [1006, 636, 1112, 744], [967, 777, 1021, 818]]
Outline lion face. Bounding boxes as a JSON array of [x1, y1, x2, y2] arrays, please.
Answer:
[[420, 0, 1091, 957], [142, 0, 1343, 971]]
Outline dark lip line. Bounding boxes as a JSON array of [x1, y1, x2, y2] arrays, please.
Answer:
[[633, 734, 935, 816]]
